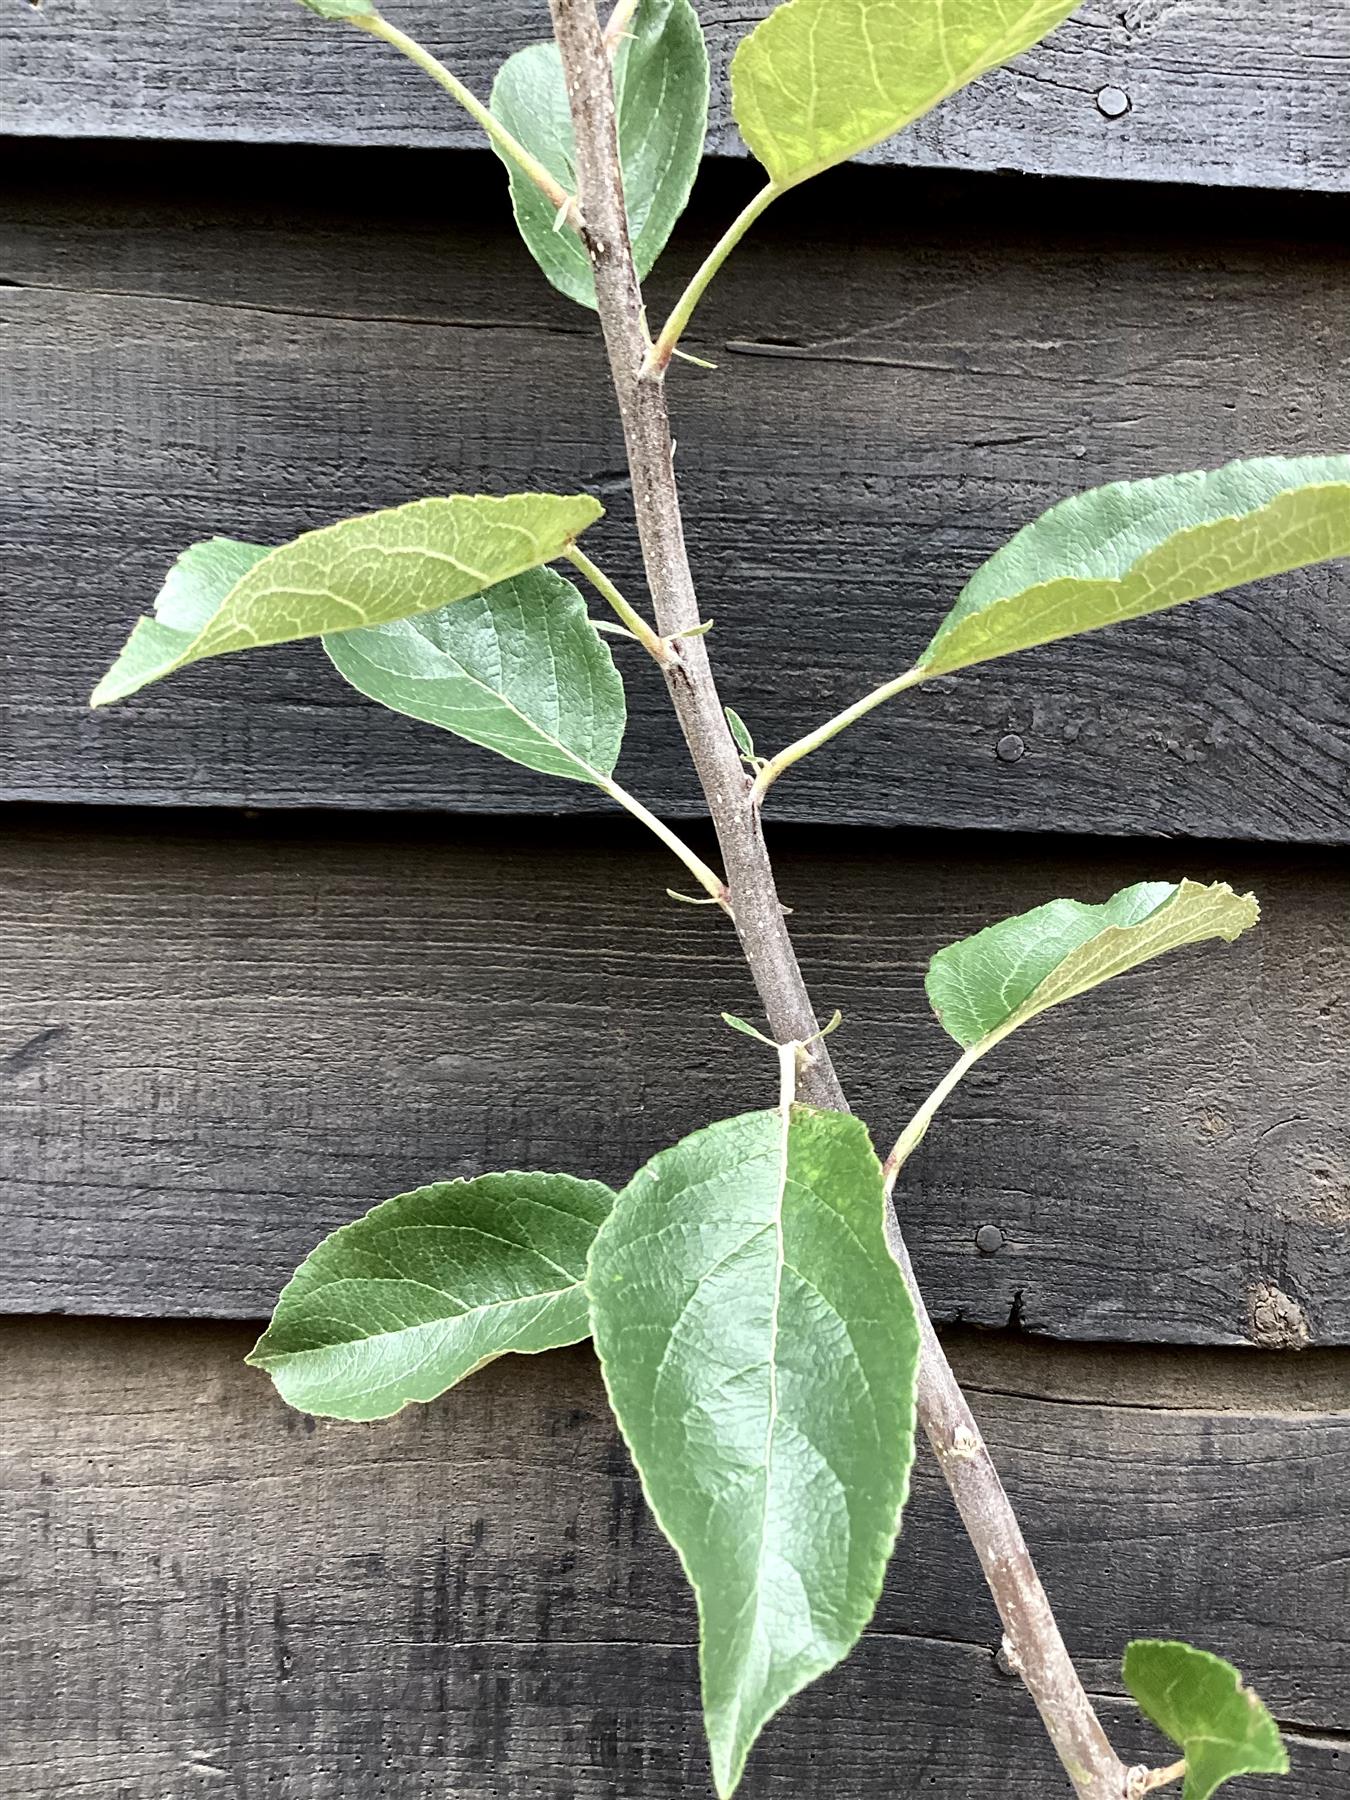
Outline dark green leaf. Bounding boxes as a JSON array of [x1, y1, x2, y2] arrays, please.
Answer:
[[91, 492, 603, 706], [587, 1105, 920, 1796], [248, 1172, 616, 1421], [927, 879, 1259, 1052], [920, 455, 1350, 679], [732, 0, 1078, 190], [491, 0, 709, 306], [1124, 1639, 1289, 1800], [324, 566, 625, 785]]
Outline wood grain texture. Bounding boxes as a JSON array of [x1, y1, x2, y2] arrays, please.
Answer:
[[1, 1317, 1346, 1799], [5, 0, 1349, 194], [3, 814, 1345, 1342], [4, 155, 1348, 841]]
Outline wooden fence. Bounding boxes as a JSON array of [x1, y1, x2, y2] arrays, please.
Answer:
[[2, 4, 1347, 1793]]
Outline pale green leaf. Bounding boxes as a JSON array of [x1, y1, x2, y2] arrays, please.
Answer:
[[720, 1011, 774, 1044], [248, 1171, 616, 1421], [296, 0, 377, 18], [91, 492, 603, 706], [491, 0, 709, 306], [725, 706, 756, 759], [920, 454, 1350, 679], [588, 1105, 920, 1797], [927, 879, 1259, 1052], [1124, 1640, 1288, 1800], [89, 536, 272, 707], [732, 0, 1078, 190], [324, 567, 625, 786]]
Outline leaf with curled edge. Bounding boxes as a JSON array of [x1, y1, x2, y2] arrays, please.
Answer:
[[587, 1105, 920, 1796], [491, 0, 709, 306], [918, 454, 1350, 680], [91, 492, 603, 705], [926, 879, 1260, 1053], [732, 0, 1080, 191], [248, 1172, 617, 1421]]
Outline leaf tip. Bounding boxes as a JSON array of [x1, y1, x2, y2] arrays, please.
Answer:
[[89, 663, 135, 708]]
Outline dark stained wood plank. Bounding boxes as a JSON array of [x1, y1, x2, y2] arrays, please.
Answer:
[[4, 0, 1349, 195], [1, 1318, 1346, 1800], [3, 814, 1345, 1343], [4, 158, 1349, 842]]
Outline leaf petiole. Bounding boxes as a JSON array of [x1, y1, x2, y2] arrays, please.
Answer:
[[349, 12, 582, 228], [565, 547, 669, 663], [642, 182, 782, 379], [598, 774, 730, 910], [751, 666, 925, 803], [882, 1041, 983, 1196], [602, 0, 640, 56], [1132, 1763, 1188, 1796]]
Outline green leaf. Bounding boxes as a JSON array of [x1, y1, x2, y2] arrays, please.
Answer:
[[719, 1011, 774, 1045], [731, 0, 1078, 191], [725, 705, 756, 759], [1124, 1640, 1289, 1800], [588, 1105, 920, 1797], [920, 454, 1350, 679], [296, 0, 377, 18], [91, 492, 604, 706], [248, 1172, 616, 1421], [324, 566, 625, 786], [491, 0, 709, 306], [927, 879, 1259, 1053]]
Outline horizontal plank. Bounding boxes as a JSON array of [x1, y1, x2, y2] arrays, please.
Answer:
[[2, 814, 1345, 1343], [2, 1317, 1346, 1800], [5, 0, 1349, 195], [4, 156, 1348, 842], [2, 163, 1350, 842]]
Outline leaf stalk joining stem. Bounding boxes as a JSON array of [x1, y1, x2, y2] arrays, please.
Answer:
[[602, 0, 640, 54], [596, 774, 731, 910], [352, 13, 582, 228], [642, 181, 782, 378], [565, 546, 670, 662], [752, 665, 925, 803], [882, 1041, 983, 1196], [1129, 1761, 1188, 1796]]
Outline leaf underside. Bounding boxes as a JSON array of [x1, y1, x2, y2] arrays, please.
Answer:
[[1124, 1639, 1289, 1800], [587, 1105, 920, 1797], [920, 454, 1350, 679], [731, 0, 1079, 190], [248, 1172, 617, 1421], [324, 566, 627, 785], [91, 492, 604, 706], [926, 878, 1260, 1051], [491, 0, 709, 306]]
